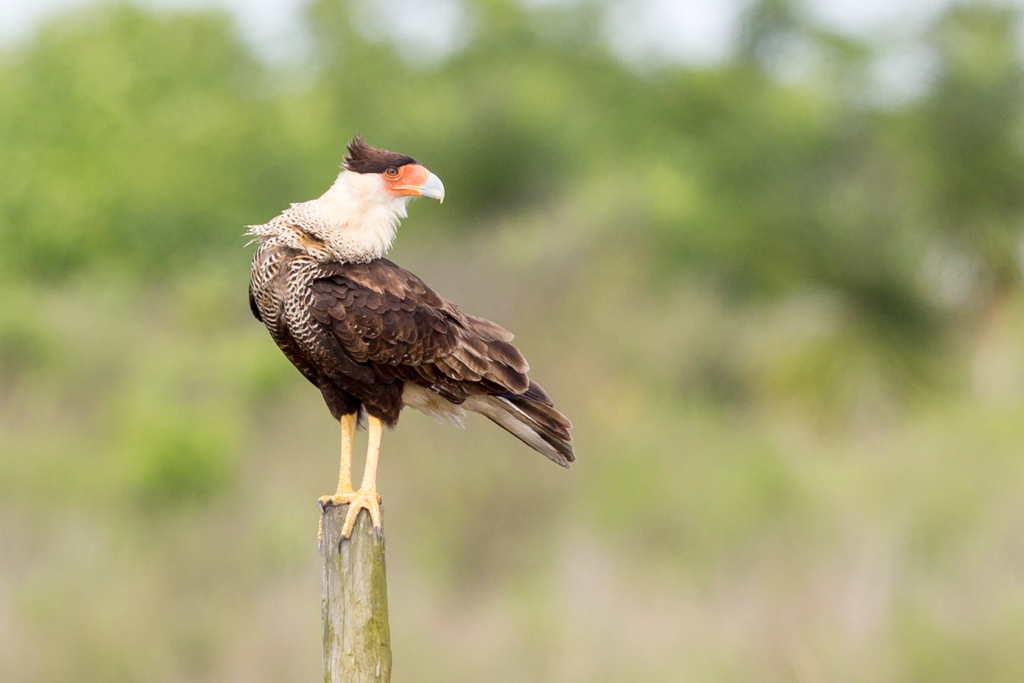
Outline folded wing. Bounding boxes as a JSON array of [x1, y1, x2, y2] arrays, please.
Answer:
[[305, 258, 574, 466]]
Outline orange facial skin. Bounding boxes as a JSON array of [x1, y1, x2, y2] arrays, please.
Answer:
[[383, 163, 432, 196]]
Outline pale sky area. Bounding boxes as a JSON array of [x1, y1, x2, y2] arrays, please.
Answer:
[[4, 0, 1015, 100], [0, 0, 1007, 66]]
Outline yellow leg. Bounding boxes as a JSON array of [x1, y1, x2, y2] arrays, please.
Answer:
[[340, 415, 383, 539], [317, 414, 358, 548], [318, 413, 358, 508]]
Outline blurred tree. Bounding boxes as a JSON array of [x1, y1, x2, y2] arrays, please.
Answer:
[[914, 4, 1024, 302], [738, 0, 804, 67], [0, 4, 304, 278]]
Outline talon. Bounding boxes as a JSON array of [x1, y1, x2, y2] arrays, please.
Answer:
[[317, 490, 358, 509]]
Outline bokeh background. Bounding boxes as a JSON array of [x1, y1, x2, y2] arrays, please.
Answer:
[[3, 0, 1024, 680]]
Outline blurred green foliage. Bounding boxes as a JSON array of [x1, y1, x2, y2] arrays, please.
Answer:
[[2, 1, 1024, 681]]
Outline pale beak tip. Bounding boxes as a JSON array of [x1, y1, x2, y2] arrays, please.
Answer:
[[420, 172, 445, 204]]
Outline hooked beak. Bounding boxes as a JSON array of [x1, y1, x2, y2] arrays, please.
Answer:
[[418, 172, 445, 203]]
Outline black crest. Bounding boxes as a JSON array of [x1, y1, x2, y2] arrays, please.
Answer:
[[343, 134, 417, 174]]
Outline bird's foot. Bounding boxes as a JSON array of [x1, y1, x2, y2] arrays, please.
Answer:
[[316, 488, 382, 540], [317, 489, 359, 548], [317, 489, 359, 510], [337, 488, 382, 539]]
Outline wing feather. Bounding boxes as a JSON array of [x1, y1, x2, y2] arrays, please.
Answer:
[[310, 259, 529, 397]]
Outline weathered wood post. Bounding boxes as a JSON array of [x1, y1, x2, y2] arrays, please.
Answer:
[[320, 505, 392, 683]]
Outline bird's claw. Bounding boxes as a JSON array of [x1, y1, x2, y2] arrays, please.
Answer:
[[317, 490, 358, 512], [340, 488, 382, 539], [317, 489, 381, 540]]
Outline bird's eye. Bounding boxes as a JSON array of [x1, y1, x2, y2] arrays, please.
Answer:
[[385, 166, 399, 178]]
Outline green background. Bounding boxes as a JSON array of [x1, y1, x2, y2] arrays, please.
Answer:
[[2, 1, 1024, 680]]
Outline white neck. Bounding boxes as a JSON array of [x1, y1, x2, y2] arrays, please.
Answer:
[[280, 170, 411, 263]]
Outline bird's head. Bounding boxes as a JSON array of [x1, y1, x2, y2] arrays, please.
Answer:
[[338, 133, 445, 204], [299, 134, 444, 262]]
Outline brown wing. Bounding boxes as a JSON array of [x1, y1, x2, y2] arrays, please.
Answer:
[[307, 259, 530, 402]]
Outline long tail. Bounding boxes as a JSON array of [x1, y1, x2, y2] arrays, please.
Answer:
[[468, 380, 574, 467]]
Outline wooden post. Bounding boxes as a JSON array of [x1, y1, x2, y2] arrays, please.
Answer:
[[320, 505, 392, 683]]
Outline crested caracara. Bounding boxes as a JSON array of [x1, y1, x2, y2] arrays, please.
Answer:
[[247, 134, 573, 538]]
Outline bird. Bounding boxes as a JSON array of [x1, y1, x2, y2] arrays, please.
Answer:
[[247, 134, 573, 539]]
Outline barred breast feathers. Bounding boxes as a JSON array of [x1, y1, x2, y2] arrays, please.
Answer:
[[246, 202, 338, 261]]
